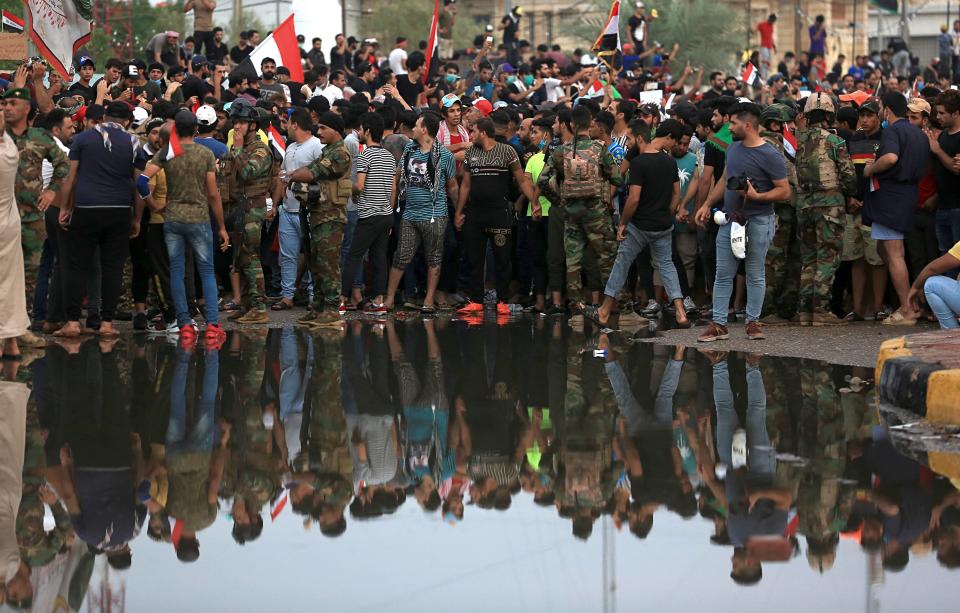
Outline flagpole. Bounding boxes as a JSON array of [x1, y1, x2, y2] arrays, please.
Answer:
[[23, 5, 36, 59]]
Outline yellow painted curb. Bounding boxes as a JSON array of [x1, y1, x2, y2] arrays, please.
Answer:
[[929, 452, 960, 491], [875, 346, 912, 386], [880, 337, 906, 351], [926, 369, 960, 425]]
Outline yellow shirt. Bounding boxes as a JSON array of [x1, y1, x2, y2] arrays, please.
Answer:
[[950, 241, 960, 261], [226, 128, 268, 149], [148, 167, 168, 224]]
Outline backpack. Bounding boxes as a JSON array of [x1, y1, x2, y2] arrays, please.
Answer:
[[560, 138, 604, 201]]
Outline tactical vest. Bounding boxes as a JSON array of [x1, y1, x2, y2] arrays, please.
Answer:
[[236, 140, 272, 199], [317, 141, 352, 208], [560, 138, 605, 201], [796, 127, 839, 192]]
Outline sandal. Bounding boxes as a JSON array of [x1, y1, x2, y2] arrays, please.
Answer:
[[53, 326, 82, 339], [420, 305, 437, 315], [843, 312, 865, 322], [271, 300, 294, 311], [222, 301, 241, 312], [881, 310, 918, 326]]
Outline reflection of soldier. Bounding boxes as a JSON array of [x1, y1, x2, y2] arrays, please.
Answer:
[[794, 93, 857, 325], [223, 102, 273, 323]]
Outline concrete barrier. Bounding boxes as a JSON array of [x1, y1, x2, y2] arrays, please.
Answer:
[[876, 330, 960, 425]]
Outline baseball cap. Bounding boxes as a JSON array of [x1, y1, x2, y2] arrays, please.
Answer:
[[667, 101, 697, 124], [907, 97, 931, 115], [78, 56, 95, 69], [191, 55, 209, 68], [858, 97, 881, 114], [317, 111, 345, 136], [441, 93, 462, 108], [499, 63, 516, 74], [639, 102, 660, 116], [493, 100, 509, 110], [127, 64, 139, 77], [472, 97, 493, 117], [174, 108, 199, 130], [131, 106, 149, 128], [485, 24, 494, 32], [196, 104, 218, 126]]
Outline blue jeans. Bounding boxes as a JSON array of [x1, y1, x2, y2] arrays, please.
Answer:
[[164, 222, 219, 326], [713, 359, 774, 473], [604, 226, 682, 301], [924, 275, 960, 329], [278, 207, 313, 300], [712, 213, 774, 326], [340, 209, 363, 290], [167, 348, 219, 455]]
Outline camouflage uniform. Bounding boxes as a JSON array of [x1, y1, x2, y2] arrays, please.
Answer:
[[11, 127, 69, 313], [759, 129, 802, 319], [794, 123, 857, 315], [302, 139, 353, 313], [539, 138, 622, 304], [224, 136, 273, 311]]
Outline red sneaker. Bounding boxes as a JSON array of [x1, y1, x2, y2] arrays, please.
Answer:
[[205, 323, 227, 341], [496, 302, 511, 316], [457, 301, 484, 314]]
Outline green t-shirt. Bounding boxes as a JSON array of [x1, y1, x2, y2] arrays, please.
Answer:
[[525, 151, 552, 217], [673, 151, 698, 233], [150, 142, 217, 224]]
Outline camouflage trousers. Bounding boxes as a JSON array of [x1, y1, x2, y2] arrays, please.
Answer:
[[762, 201, 801, 318], [237, 208, 266, 311], [21, 216, 46, 317], [564, 202, 615, 303], [309, 220, 345, 312], [797, 202, 844, 313]]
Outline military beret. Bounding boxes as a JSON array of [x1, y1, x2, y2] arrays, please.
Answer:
[[3, 88, 30, 102]]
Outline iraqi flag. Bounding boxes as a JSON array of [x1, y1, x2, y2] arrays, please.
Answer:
[[592, 0, 622, 71], [423, 0, 441, 84], [267, 123, 286, 157], [782, 129, 797, 163], [583, 79, 605, 98], [270, 491, 288, 522], [2, 10, 23, 34], [741, 62, 761, 87], [164, 129, 184, 160], [239, 14, 304, 84], [869, 175, 880, 193]]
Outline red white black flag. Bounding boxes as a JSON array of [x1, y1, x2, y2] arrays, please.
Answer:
[[423, 0, 441, 83], [241, 14, 304, 83]]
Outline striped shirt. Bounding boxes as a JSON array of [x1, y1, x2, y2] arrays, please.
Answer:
[[355, 146, 397, 218]]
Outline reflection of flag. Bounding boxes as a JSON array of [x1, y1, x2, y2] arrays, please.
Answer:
[[592, 0, 622, 71], [782, 129, 797, 162], [25, 0, 92, 76], [267, 124, 286, 157], [2, 10, 24, 33], [165, 130, 183, 160], [423, 0, 440, 83], [270, 491, 288, 522], [741, 63, 760, 87], [240, 14, 304, 83]]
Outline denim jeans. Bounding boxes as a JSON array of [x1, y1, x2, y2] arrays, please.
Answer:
[[935, 208, 960, 254], [166, 348, 218, 455], [340, 208, 364, 289], [604, 225, 682, 301], [924, 275, 960, 329], [164, 222, 220, 326], [712, 213, 774, 326], [278, 207, 313, 300]]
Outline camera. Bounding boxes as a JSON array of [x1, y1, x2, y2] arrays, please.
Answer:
[[726, 175, 750, 191]]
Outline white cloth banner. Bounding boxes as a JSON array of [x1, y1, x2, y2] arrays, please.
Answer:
[[25, 0, 92, 76]]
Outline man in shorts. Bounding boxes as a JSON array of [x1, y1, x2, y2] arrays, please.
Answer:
[[384, 112, 458, 313]]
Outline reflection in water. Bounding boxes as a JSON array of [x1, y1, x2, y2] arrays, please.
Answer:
[[3, 320, 960, 611]]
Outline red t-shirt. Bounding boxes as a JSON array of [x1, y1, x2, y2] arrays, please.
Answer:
[[449, 131, 464, 170], [758, 22, 774, 48]]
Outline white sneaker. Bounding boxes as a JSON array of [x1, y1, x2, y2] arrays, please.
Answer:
[[683, 296, 697, 313], [148, 321, 180, 336], [642, 299, 661, 316], [731, 428, 747, 470]]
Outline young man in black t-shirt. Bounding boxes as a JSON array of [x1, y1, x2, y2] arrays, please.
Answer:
[[597, 120, 690, 328], [932, 89, 960, 254], [455, 118, 537, 314]]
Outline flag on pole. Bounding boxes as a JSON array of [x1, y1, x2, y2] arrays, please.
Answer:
[[741, 62, 761, 87], [267, 124, 286, 157], [782, 129, 797, 163], [24, 0, 92, 76], [592, 0, 622, 71], [423, 0, 441, 84], [240, 14, 304, 84], [164, 129, 184, 160], [1, 10, 24, 33]]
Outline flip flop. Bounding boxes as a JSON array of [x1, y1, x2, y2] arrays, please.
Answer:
[[52, 327, 81, 339], [420, 305, 437, 315], [271, 300, 294, 311], [881, 311, 918, 326]]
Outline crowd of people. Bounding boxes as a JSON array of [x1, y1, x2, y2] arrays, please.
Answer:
[[0, 320, 958, 606], [2, 2, 960, 362]]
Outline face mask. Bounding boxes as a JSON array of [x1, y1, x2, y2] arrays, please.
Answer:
[[538, 138, 548, 150], [523, 74, 535, 86], [506, 75, 516, 84], [881, 119, 889, 129], [262, 71, 275, 81], [445, 74, 458, 84], [152, 79, 163, 85]]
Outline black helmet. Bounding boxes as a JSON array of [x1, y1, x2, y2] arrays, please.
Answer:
[[229, 98, 256, 121]]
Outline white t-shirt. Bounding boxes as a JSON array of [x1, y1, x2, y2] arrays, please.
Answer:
[[42, 137, 70, 189], [322, 83, 343, 104], [389, 47, 408, 75], [282, 136, 325, 213], [544, 77, 564, 102]]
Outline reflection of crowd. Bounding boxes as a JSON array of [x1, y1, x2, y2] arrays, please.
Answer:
[[2, 319, 960, 603]]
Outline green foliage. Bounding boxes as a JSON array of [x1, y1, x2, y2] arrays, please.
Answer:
[[359, 1, 498, 54], [570, 0, 745, 72]]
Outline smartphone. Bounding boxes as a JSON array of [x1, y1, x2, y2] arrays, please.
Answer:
[[485, 36, 493, 44]]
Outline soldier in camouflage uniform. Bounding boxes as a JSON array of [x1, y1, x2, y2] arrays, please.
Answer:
[[538, 106, 622, 320], [5, 88, 69, 325], [288, 112, 353, 328], [759, 104, 802, 324], [794, 93, 857, 326], [223, 102, 273, 324]]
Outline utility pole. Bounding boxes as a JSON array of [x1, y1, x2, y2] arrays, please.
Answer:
[[232, 0, 242, 42], [746, 0, 752, 51], [899, 0, 909, 46], [794, 0, 802, 60]]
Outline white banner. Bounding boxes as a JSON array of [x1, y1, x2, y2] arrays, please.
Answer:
[[25, 0, 92, 76]]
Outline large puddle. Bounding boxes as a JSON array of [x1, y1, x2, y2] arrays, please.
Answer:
[[1, 319, 957, 612]]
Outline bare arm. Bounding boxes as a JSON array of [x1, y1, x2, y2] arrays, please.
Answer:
[[865, 152, 899, 176], [511, 165, 537, 201]]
